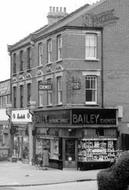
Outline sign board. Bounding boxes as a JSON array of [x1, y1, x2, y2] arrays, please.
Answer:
[[11, 110, 32, 124], [82, 9, 119, 27], [72, 81, 81, 90], [38, 82, 52, 91], [72, 109, 116, 125], [33, 110, 70, 125]]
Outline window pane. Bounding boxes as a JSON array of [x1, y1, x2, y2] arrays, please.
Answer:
[[85, 33, 97, 59], [85, 76, 97, 103]]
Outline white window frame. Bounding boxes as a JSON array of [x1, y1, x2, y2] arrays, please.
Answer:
[[85, 33, 97, 60], [38, 80, 44, 107], [57, 35, 62, 61], [38, 43, 43, 66], [57, 76, 63, 105], [47, 78, 52, 106], [85, 75, 97, 105], [47, 39, 52, 64]]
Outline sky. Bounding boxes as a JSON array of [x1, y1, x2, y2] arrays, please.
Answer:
[[0, 0, 97, 81]]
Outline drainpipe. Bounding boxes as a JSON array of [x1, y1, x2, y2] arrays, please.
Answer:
[[101, 28, 104, 108]]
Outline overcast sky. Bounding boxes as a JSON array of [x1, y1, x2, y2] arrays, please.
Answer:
[[0, 0, 97, 81]]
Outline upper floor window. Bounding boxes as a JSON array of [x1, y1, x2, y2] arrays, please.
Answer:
[[47, 78, 52, 106], [27, 83, 31, 106], [57, 35, 62, 60], [27, 47, 31, 69], [85, 33, 97, 60], [38, 43, 43, 66], [47, 39, 52, 63], [57, 76, 62, 105], [20, 85, 24, 108], [13, 53, 16, 74], [20, 50, 23, 72], [85, 75, 97, 104], [13, 86, 17, 108], [38, 81, 43, 107]]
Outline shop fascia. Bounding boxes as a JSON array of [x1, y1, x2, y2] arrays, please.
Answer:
[[33, 108, 117, 126]]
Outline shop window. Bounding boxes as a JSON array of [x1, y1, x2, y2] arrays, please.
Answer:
[[57, 76, 62, 105], [85, 75, 97, 104], [47, 39, 52, 63], [85, 33, 97, 60], [38, 43, 43, 66], [96, 128, 104, 136], [57, 35, 62, 61], [50, 139, 59, 160]]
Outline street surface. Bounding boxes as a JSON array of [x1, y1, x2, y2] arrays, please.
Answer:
[[0, 161, 99, 190], [0, 181, 97, 190]]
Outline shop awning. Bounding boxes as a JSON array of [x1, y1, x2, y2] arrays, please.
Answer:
[[0, 109, 9, 122]]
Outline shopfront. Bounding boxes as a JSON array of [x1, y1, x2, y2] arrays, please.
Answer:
[[11, 109, 32, 163], [33, 108, 118, 170], [0, 109, 10, 160]]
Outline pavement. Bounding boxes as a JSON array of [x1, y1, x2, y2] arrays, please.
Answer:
[[0, 161, 100, 187]]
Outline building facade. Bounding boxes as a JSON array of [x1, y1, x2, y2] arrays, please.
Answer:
[[8, 0, 129, 169], [0, 79, 11, 159]]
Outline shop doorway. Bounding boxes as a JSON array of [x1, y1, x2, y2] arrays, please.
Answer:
[[63, 139, 77, 169]]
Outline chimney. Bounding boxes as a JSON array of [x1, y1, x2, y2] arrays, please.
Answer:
[[47, 6, 68, 25]]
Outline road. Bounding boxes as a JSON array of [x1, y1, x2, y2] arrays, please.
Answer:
[[0, 181, 98, 190]]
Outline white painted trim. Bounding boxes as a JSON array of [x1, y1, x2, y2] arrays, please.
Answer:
[[55, 72, 63, 77], [19, 82, 24, 86], [26, 80, 32, 84], [45, 74, 53, 80], [82, 70, 100, 76], [12, 84, 17, 87], [36, 77, 43, 82]]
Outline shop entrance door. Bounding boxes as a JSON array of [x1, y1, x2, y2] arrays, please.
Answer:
[[63, 139, 77, 169]]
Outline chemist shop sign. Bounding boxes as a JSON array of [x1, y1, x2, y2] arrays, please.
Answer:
[[11, 110, 32, 124], [72, 109, 116, 125]]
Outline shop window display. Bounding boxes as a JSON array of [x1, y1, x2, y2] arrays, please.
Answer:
[[78, 139, 117, 162], [50, 139, 59, 160]]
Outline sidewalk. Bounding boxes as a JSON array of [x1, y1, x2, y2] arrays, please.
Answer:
[[0, 161, 100, 187]]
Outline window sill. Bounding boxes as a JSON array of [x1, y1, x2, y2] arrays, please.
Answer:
[[12, 73, 17, 76], [46, 62, 53, 66], [85, 102, 98, 106], [85, 58, 99, 62], [46, 105, 53, 107], [37, 65, 43, 69], [19, 71, 24, 74], [56, 103, 63, 106], [56, 59, 63, 63]]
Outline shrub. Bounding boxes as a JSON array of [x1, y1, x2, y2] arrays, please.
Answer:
[[97, 151, 129, 190]]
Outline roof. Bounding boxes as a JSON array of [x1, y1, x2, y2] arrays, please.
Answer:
[[8, 0, 107, 51]]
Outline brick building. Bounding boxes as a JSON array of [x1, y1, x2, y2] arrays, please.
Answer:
[[0, 79, 11, 159], [8, 0, 129, 169]]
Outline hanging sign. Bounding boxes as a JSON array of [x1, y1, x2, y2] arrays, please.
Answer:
[[11, 109, 32, 124]]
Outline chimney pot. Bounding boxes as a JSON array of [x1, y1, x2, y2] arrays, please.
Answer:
[[60, 7, 62, 12], [64, 7, 66, 13], [49, 6, 52, 13], [56, 7, 58, 12], [53, 7, 55, 12]]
